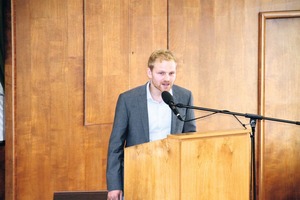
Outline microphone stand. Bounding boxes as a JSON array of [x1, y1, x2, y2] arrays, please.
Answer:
[[175, 103, 300, 200]]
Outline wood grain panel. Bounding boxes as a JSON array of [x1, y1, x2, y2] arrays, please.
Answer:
[[84, 0, 130, 125], [84, 0, 168, 125], [129, 0, 168, 87], [9, 0, 111, 199], [125, 137, 181, 199], [169, 0, 259, 132], [180, 131, 251, 200], [258, 11, 300, 200], [125, 130, 251, 200], [9, 0, 167, 199]]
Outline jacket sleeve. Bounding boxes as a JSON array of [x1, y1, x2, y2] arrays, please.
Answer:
[[106, 94, 128, 191]]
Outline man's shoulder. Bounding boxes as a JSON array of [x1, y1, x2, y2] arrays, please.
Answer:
[[120, 83, 147, 98], [173, 84, 192, 95]]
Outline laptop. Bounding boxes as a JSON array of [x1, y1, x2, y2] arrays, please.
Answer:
[[53, 191, 108, 200]]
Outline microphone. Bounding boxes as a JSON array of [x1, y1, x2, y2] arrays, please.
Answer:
[[161, 91, 183, 121]]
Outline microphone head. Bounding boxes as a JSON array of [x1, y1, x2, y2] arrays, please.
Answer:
[[161, 91, 174, 105]]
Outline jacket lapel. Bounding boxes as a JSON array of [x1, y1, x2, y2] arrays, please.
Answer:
[[171, 86, 180, 133], [137, 84, 150, 141]]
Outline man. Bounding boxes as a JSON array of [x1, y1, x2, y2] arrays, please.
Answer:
[[106, 49, 196, 200]]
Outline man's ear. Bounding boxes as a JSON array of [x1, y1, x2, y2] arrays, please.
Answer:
[[147, 68, 152, 78]]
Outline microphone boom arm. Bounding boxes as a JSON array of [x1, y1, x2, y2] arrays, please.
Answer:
[[175, 103, 300, 125]]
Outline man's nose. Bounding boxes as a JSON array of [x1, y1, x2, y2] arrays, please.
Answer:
[[164, 74, 170, 80]]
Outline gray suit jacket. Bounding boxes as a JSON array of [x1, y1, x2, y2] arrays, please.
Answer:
[[106, 83, 197, 191]]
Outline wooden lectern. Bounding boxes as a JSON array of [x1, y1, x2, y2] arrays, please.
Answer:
[[124, 129, 251, 200]]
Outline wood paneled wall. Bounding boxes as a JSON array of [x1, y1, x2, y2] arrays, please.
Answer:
[[5, 0, 300, 200], [84, 0, 167, 125]]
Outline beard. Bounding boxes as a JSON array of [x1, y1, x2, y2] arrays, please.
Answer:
[[151, 80, 172, 92]]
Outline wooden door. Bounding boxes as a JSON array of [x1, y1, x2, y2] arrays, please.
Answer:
[[258, 11, 300, 200]]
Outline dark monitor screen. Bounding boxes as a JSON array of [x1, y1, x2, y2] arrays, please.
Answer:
[[53, 191, 108, 200]]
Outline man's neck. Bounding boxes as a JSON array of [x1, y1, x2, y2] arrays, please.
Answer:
[[149, 83, 163, 102]]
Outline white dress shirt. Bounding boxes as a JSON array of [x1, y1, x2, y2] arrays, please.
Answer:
[[146, 82, 172, 142]]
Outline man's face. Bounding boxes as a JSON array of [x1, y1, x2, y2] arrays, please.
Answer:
[[147, 60, 177, 93]]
